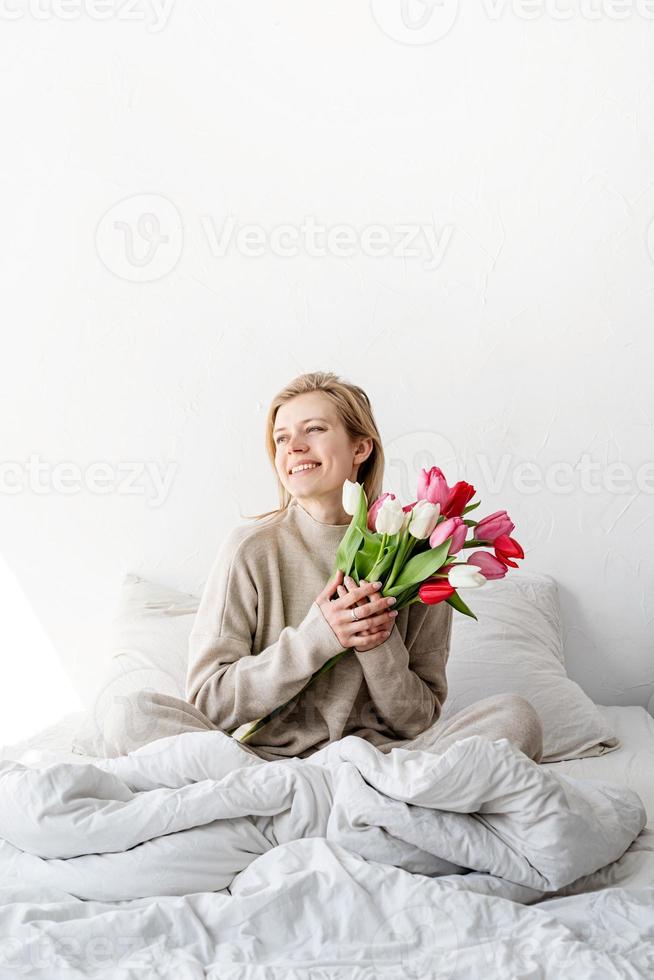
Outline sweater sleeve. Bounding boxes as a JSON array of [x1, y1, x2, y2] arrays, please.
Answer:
[[354, 600, 453, 740], [185, 533, 346, 732]]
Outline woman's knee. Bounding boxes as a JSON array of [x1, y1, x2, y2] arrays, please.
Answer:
[[497, 693, 544, 763], [103, 688, 162, 756]]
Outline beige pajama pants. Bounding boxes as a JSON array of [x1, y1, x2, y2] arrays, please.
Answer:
[[101, 688, 543, 765]]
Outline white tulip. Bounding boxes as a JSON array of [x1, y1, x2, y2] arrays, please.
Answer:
[[408, 499, 441, 539], [448, 564, 487, 589], [375, 496, 405, 535], [342, 479, 362, 516]]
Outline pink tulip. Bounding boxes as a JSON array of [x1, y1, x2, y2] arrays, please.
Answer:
[[417, 467, 451, 509], [467, 551, 508, 580], [368, 492, 394, 532], [475, 510, 515, 544], [429, 516, 467, 555]]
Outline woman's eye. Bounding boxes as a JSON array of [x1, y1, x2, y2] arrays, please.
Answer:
[[276, 426, 324, 445]]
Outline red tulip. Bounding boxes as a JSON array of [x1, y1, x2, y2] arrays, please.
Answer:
[[418, 581, 456, 605], [474, 510, 515, 544], [493, 534, 524, 569], [442, 481, 476, 519], [467, 551, 508, 580]]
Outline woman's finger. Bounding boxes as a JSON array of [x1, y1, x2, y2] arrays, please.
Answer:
[[353, 628, 391, 652], [341, 577, 368, 607], [318, 569, 344, 603], [335, 577, 381, 609]]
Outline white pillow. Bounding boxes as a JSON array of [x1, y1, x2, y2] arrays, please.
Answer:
[[71, 574, 199, 757], [440, 571, 619, 762], [72, 570, 618, 764]]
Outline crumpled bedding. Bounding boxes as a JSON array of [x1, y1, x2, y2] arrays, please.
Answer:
[[0, 728, 646, 897], [0, 728, 650, 978]]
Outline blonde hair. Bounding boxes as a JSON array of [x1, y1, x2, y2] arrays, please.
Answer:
[[242, 371, 385, 523]]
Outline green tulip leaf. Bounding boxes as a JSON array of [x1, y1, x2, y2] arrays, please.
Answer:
[[334, 525, 364, 577], [334, 484, 369, 578], [355, 528, 383, 573], [368, 547, 397, 583], [389, 540, 452, 591], [446, 591, 478, 620], [357, 528, 408, 583], [462, 500, 481, 515], [354, 483, 369, 531], [354, 539, 376, 580], [389, 585, 420, 609]]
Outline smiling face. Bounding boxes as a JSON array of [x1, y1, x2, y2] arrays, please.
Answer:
[[273, 391, 372, 515]]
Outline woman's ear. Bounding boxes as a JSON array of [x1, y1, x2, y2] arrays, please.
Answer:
[[354, 437, 373, 466]]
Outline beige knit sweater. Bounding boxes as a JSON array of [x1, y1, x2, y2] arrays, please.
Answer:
[[185, 497, 453, 761]]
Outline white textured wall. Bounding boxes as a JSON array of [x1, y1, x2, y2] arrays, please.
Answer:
[[1, 1, 653, 729]]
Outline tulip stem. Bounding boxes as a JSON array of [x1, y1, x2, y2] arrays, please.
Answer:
[[405, 595, 423, 607], [386, 529, 416, 591], [237, 647, 352, 743]]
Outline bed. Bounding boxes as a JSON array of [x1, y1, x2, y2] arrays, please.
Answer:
[[1, 703, 652, 978], [0, 571, 652, 977]]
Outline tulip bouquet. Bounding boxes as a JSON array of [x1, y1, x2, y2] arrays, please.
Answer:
[[237, 466, 524, 744]]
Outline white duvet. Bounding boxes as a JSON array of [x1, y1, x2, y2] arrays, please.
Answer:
[[0, 728, 652, 978]]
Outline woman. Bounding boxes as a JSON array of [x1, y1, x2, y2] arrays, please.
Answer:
[[104, 371, 543, 765]]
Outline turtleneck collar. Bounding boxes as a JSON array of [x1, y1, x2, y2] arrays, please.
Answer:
[[286, 498, 350, 550], [290, 498, 350, 529]]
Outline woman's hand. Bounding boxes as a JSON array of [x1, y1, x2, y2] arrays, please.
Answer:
[[337, 574, 398, 652], [315, 569, 398, 653]]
